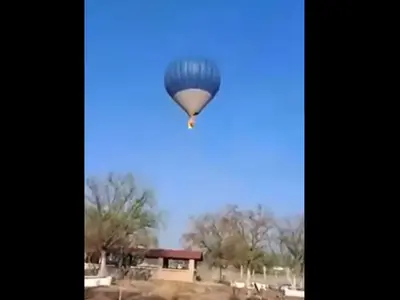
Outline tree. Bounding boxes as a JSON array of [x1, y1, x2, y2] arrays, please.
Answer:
[[275, 214, 304, 287], [224, 204, 275, 273], [181, 204, 275, 281], [182, 204, 303, 285], [84, 172, 163, 276], [181, 209, 235, 281]]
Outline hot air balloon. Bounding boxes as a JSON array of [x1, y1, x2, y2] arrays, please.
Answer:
[[164, 58, 221, 129]]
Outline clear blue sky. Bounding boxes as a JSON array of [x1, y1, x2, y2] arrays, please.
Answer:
[[85, 0, 304, 248]]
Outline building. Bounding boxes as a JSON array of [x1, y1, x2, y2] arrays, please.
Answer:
[[143, 248, 203, 282], [85, 248, 203, 283]]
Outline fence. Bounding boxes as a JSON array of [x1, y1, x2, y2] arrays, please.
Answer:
[[85, 262, 303, 287], [196, 265, 302, 286]]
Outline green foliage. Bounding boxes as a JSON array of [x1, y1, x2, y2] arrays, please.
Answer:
[[84, 172, 163, 253]]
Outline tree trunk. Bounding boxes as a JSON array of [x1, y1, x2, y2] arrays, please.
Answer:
[[219, 266, 223, 281], [263, 266, 266, 281], [118, 248, 124, 269], [285, 268, 293, 286], [293, 263, 301, 289], [246, 268, 251, 287], [98, 250, 108, 277], [292, 274, 297, 288]]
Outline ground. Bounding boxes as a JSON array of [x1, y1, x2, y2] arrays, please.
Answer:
[[85, 280, 290, 300]]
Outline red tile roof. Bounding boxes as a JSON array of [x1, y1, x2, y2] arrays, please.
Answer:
[[87, 247, 203, 261], [144, 248, 203, 260]]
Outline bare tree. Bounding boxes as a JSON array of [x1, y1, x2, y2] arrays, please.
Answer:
[[182, 204, 275, 281], [225, 204, 275, 273], [84, 172, 164, 276], [181, 209, 236, 281], [275, 214, 304, 287]]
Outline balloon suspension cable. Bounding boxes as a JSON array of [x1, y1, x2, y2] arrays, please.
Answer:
[[187, 116, 195, 129]]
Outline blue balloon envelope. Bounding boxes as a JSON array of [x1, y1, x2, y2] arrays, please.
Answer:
[[164, 58, 221, 128]]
